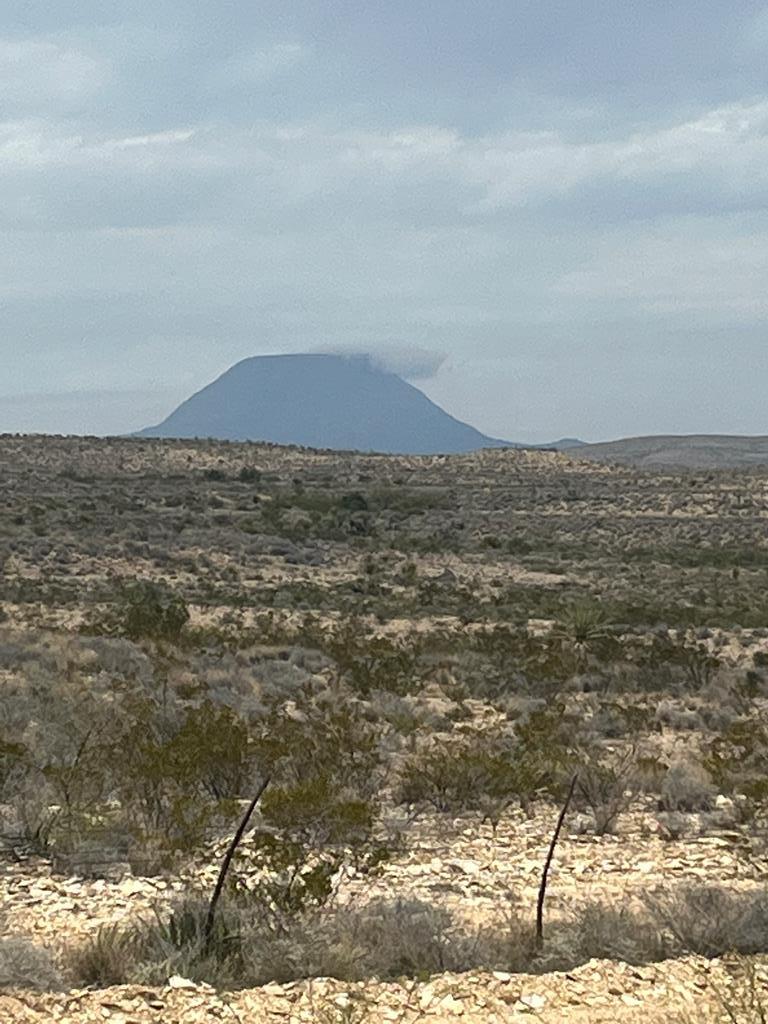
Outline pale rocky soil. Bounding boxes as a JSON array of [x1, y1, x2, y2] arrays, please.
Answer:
[[0, 955, 749, 1023]]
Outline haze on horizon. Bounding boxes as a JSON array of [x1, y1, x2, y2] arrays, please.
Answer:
[[2, 2, 768, 443]]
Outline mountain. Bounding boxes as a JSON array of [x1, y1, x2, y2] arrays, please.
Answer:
[[576, 434, 768, 469], [139, 353, 518, 455], [537, 437, 587, 451]]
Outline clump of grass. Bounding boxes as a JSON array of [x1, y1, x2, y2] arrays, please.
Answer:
[[66, 897, 246, 989], [572, 902, 668, 964]]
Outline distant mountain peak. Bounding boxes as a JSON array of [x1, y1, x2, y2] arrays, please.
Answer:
[[138, 352, 512, 455]]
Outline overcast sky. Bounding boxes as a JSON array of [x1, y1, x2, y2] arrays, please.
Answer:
[[2, 1, 768, 442]]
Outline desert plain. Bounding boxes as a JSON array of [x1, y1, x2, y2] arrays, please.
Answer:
[[2, 435, 768, 1022]]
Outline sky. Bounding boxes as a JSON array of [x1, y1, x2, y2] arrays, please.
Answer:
[[1, 1, 768, 442]]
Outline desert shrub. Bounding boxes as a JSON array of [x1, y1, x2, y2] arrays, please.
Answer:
[[337, 899, 536, 979], [654, 699, 705, 732], [1, 633, 385, 872], [67, 897, 247, 989], [232, 683, 388, 922], [573, 746, 640, 835], [580, 699, 654, 740], [705, 716, 768, 820], [0, 936, 62, 990], [644, 885, 768, 957], [466, 622, 624, 697], [0, 646, 260, 864], [247, 784, 375, 918], [330, 898, 457, 978], [468, 626, 568, 694], [122, 580, 190, 642], [113, 701, 248, 863], [396, 704, 567, 819], [67, 896, 539, 989], [67, 923, 143, 987], [572, 902, 667, 964], [0, 738, 26, 795], [396, 734, 514, 815], [166, 701, 253, 800], [659, 758, 716, 812], [319, 623, 420, 696], [254, 682, 382, 795], [0, 672, 124, 855], [639, 633, 721, 691]]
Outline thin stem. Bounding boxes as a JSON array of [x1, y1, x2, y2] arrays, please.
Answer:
[[536, 773, 578, 950], [204, 775, 270, 951]]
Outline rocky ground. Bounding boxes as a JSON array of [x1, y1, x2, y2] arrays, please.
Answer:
[[3, 804, 767, 1021], [1, 954, 749, 1023]]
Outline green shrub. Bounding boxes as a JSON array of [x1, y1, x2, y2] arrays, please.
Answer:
[[705, 716, 768, 818], [122, 580, 190, 642], [396, 705, 567, 818]]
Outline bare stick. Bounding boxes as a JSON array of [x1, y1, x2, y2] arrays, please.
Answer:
[[535, 773, 577, 949], [204, 776, 271, 950]]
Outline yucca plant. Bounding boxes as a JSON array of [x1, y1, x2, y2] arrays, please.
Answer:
[[550, 603, 613, 671]]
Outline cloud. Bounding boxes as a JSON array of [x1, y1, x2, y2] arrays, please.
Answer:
[[3, 96, 768, 235], [553, 214, 768, 321], [467, 100, 768, 211], [318, 348, 448, 380], [0, 37, 106, 114], [215, 42, 309, 86], [368, 347, 448, 380], [0, 121, 202, 171]]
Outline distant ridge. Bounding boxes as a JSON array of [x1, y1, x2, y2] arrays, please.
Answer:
[[577, 434, 768, 469], [139, 354, 514, 455]]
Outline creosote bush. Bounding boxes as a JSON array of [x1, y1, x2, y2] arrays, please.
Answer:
[[395, 704, 567, 820], [122, 581, 190, 642]]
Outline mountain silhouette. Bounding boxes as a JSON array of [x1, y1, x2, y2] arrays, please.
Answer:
[[138, 353, 515, 454]]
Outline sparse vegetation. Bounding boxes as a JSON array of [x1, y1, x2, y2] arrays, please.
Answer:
[[4, 436, 768, 1020]]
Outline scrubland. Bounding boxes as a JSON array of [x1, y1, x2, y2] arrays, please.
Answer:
[[2, 434, 768, 1022]]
